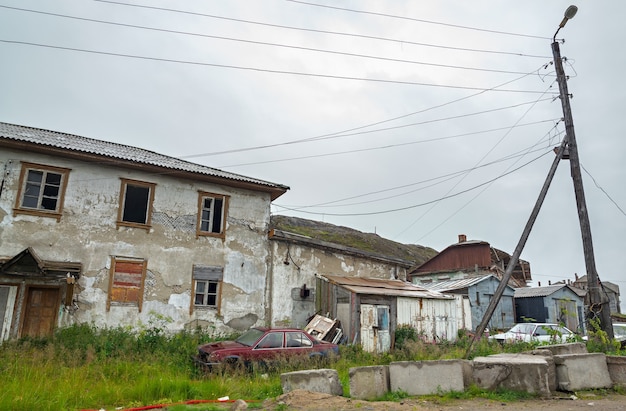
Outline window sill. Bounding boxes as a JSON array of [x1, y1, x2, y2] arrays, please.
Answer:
[[117, 221, 152, 231], [13, 208, 62, 221]]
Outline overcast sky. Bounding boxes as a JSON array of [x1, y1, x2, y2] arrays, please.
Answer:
[[1, 1, 624, 294]]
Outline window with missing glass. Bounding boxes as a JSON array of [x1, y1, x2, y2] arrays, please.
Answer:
[[117, 179, 155, 229], [14, 162, 70, 221], [191, 265, 223, 312], [196, 192, 228, 238]]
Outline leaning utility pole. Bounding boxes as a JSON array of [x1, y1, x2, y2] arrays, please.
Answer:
[[551, 7, 613, 338], [465, 6, 613, 357]]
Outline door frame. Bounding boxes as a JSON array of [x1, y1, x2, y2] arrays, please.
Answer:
[[19, 285, 61, 338]]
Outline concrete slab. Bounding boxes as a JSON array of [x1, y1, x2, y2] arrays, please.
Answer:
[[554, 353, 612, 391], [535, 342, 588, 355], [389, 360, 469, 396], [472, 354, 553, 397], [606, 356, 626, 386], [349, 365, 390, 400], [280, 369, 343, 396]]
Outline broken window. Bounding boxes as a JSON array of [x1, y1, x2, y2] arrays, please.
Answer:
[[107, 257, 146, 311], [14, 162, 70, 221], [192, 265, 223, 312], [117, 179, 155, 229], [196, 192, 228, 238]]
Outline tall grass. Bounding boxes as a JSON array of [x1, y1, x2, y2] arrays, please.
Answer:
[[0, 323, 279, 411], [0, 322, 618, 411]]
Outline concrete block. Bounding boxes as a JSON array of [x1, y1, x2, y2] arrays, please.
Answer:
[[280, 369, 343, 396], [535, 342, 588, 356], [472, 354, 553, 397], [349, 365, 390, 400], [554, 353, 612, 391], [606, 356, 626, 386], [389, 360, 468, 396]]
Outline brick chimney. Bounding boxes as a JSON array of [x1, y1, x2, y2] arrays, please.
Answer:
[[458, 234, 467, 243]]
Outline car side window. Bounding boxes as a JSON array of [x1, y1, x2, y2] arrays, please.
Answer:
[[535, 326, 549, 336], [286, 331, 313, 348], [257, 332, 283, 349]]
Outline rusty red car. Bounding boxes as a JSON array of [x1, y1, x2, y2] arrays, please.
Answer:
[[194, 327, 339, 370]]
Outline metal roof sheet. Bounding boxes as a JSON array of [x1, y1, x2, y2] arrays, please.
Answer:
[[0, 122, 289, 195], [422, 275, 497, 292], [321, 274, 452, 299], [514, 284, 573, 298]]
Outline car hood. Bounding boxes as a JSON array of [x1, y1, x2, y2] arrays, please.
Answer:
[[198, 340, 246, 354]]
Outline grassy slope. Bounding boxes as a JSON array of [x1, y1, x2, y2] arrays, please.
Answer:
[[270, 215, 438, 266]]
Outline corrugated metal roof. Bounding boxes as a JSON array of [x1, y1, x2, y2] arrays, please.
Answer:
[[514, 284, 572, 298], [422, 275, 497, 292], [0, 122, 289, 196], [320, 274, 452, 299]]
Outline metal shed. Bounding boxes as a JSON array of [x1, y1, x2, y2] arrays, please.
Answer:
[[316, 274, 457, 353], [424, 275, 516, 332], [514, 284, 586, 334]]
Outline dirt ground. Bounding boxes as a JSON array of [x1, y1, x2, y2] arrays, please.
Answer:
[[258, 389, 626, 410]]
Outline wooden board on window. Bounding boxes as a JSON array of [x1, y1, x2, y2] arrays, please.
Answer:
[[108, 258, 145, 311]]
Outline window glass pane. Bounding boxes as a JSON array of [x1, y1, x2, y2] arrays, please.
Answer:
[[41, 197, 57, 210], [122, 184, 149, 223], [207, 294, 216, 306], [203, 198, 213, 209], [26, 170, 43, 184], [22, 184, 40, 207], [45, 173, 61, 185], [211, 198, 223, 233], [194, 294, 205, 305], [43, 184, 59, 197], [196, 281, 206, 293], [208, 282, 217, 293]]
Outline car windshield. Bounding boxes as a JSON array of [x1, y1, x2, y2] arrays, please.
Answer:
[[614, 324, 626, 337], [235, 328, 265, 346], [507, 323, 536, 335]]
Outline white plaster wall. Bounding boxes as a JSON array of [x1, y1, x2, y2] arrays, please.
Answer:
[[269, 240, 409, 327], [0, 149, 274, 335]]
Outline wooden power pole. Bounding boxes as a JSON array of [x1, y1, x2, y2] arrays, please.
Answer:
[[552, 40, 613, 338], [465, 7, 613, 356]]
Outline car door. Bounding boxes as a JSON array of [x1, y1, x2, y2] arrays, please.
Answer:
[[250, 331, 285, 361]]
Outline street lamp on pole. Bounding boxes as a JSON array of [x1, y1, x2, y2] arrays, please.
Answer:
[[551, 5, 614, 338], [554, 5, 578, 40]]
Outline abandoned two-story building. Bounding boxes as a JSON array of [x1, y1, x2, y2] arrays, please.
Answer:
[[1, 122, 453, 348], [0, 122, 290, 340]]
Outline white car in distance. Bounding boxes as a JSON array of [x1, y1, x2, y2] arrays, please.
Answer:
[[489, 323, 575, 344]]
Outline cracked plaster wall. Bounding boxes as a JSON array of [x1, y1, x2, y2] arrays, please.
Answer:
[[268, 241, 408, 327], [0, 149, 273, 336]]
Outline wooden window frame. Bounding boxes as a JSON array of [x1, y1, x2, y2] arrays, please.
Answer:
[[13, 162, 71, 221], [107, 257, 146, 312], [117, 178, 156, 230], [196, 191, 229, 239], [190, 265, 223, 315]]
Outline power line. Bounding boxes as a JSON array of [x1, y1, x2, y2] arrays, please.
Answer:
[[582, 164, 626, 217], [181, 63, 554, 159], [217, 118, 558, 168], [191, 98, 556, 162], [0, 5, 537, 77], [398, 81, 557, 238], [286, 0, 552, 40], [93, 0, 551, 58], [280, 143, 557, 210], [273, 150, 552, 216], [0, 39, 553, 92]]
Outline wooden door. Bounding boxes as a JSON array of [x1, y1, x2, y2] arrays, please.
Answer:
[[22, 287, 59, 338]]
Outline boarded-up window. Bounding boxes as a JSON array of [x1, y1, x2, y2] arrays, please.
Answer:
[[191, 265, 223, 314], [107, 258, 146, 311]]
